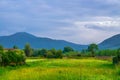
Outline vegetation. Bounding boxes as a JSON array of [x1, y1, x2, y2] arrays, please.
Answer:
[[0, 58, 120, 80], [32, 48, 63, 58], [96, 49, 117, 56], [0, 43, 120, 80], [63, 51, 81, 58], [0, 50, 26, 66], [88, 43, 98, 57], [24, 43, 33, 57], [0, 45, 26, 66], [63, 46, 74, 53], [13, 45, 19, 49], [113, 48, 120, 65]]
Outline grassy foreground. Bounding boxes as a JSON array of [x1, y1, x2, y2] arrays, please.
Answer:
[[0, 58, 120, 80]]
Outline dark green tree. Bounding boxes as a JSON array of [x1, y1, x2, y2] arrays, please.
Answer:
[[63, 46, 74, 53], [46, 51, 54, 58], [117, 48, 120, 61], [88, 43, 98, 57], [39, 49, 48, 57], [0, 45, 4, 52], [113, 48, 120, 65], [24, 43, 33, 57], [13, 45, 19, 49], [56, 50, 63, 58]]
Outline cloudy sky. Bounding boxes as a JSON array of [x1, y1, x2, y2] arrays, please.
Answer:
[[0, 0, 120, 44]]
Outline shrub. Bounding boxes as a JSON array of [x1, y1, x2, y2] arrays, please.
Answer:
[[0, 53, 2, 65], [55, 50, 63, 58], [113, 56, 119, 65], [63, 46, 74, 53], [45, 49, 63, 59], [64, 51, 81, 58], [112, 48, 120, 65], [46, 51, 54, 58], [0, 49, 26, 66]]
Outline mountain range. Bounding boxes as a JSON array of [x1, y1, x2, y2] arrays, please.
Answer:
[[0, 32, 120, 50], [0, 32, 87, 50], [99, 34, 120, 49]]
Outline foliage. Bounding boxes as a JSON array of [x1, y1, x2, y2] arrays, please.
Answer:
[[96, 49, 117, 56], [88, 43, 98, 57], [0, 49, 26, 66], [0, 58, 119, 80], [24, 43, 33, 57], [63, 46, 74, 53], [117, 48, 120, 61], [55, 50, 63, 58], [0, 45, 4, 51], [32, 48, 63, 58], [46, 49, 63, 58], [113, 56, 119, 65], [112, 48, 120, 65], [64, 51, 81, 58], [13, 45, 19, 49], [46, 51, 54, 58], [39, 49, 47, 57]]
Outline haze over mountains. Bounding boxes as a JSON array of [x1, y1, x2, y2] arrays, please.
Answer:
[[0, 32, 120, 50]]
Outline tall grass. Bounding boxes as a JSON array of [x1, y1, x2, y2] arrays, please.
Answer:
[[0, 58, 120, 80]]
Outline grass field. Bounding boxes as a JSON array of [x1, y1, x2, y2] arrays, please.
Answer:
[[0, 58, 120, 80]]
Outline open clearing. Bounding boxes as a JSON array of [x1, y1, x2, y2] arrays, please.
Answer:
[[0, 58, 120, 80]]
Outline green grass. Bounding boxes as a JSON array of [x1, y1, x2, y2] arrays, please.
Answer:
[[0, 58, 120, 80]]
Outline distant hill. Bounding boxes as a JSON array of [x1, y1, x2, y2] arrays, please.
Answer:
[[99, 34, 120, 49], [0, 32, 87, 50], [1, 32, 120, 50]]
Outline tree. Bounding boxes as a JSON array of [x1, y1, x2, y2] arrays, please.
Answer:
[[112, 48, 120, 65], [39, 49, 47, 57], [56, 50, 63, 58], [63, 46, 74, 53], [24, 43, 33, 57], [116, 48, 120, 61], [88, 43, 98, 57], [50, 48, 56, 56], [0, 45, 3, 52], [46, 51, 54, 58], [32, 49, 48, 57], [13, 45, 19, 49]]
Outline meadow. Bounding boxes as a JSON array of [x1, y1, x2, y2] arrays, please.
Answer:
[[0, 58, 120, 80]]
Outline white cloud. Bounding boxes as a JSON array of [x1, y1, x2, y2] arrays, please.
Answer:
[[52, 16, 120, 44], [74, 16, 120, 31], [1, 0, 120, 44]]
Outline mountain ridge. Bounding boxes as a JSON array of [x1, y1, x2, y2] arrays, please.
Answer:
[[0, 32, 87, 50], [99, 34, 120, 49], [0, 32, 120, 50]]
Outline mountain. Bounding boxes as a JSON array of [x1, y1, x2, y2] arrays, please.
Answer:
[[99, 34, 120, 49], [0, 32, 87, 50]]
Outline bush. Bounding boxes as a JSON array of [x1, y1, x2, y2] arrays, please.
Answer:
[[112, 48, 120, 65], [45, 49, 63, 59], [64, 51, 81, 58], [96, 49, 117, 56], [46, 51, 54, 58], [0, 49, 26, 66], [113, 56, 119, 65], [32, 49, 48, 57], [0, 53, 2, 65], [55, 50, 63, 58]]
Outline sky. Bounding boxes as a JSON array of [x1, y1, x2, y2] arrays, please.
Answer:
[[0, 0, 120, 44]]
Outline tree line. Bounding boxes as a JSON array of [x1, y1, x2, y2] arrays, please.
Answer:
[[0, 43, 120, 66]]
